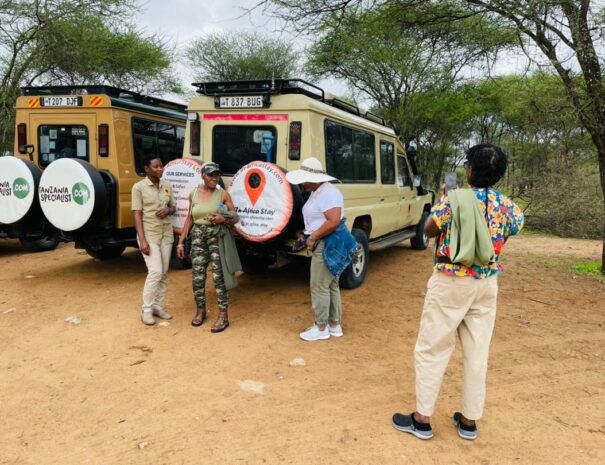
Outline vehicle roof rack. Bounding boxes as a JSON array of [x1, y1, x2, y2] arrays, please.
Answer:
[[21, 85, 186, 112], [192, 79, 389, 127]]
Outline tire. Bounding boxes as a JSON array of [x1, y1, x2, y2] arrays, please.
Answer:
[[410, 211, 430, 250], [19, 231, 59, 252], [85, 245, 125, 260], [339, 228, 369, 290], [170, 235, 192, 269], [241, 254, 269, 274]]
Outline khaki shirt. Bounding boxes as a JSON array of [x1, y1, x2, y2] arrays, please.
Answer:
[[131, 177, 175, 244]]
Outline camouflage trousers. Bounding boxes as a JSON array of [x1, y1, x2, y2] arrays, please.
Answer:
[[191, 224, 228, 312]]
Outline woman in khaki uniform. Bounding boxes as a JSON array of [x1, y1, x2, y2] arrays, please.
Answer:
[[132, 156, 176, 325]]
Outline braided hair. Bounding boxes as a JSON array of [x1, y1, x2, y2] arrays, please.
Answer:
[[466, 143, 507, 188]]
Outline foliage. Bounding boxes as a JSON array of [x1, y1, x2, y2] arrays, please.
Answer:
[[185, 31, 302, 82], [0, 0, 181, 153], [572, 261, 604, 276], [522, 157, 603, 240]]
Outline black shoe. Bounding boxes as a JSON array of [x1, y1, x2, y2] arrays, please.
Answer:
[[452, 412, 478, 440], [392, 412, 433, 440]]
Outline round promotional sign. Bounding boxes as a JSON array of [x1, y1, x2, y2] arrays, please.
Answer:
[[39, 159, 102, 231], [229, 161, 293, 242], [162, 158, 204, 234], [0, 156, 37, 224]]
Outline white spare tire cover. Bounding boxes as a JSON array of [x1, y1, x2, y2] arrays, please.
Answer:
[[229, 161, 293, 242], [39, 159, 105, 231], [162, 158, 203, 234], [0, 156, 39, 224]]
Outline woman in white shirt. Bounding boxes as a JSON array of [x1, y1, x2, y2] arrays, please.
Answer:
[[286, 157, 346, 341]]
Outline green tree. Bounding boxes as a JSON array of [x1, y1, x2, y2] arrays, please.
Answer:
[[259, 0, 605, 272], [0, 0, 181, 153], [186, 31, 302, 82]]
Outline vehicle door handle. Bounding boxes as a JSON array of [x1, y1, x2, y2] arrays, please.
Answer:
[[380, 198, 385, 202]]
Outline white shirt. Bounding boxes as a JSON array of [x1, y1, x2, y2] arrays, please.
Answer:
[[302, 182, 344, 234]]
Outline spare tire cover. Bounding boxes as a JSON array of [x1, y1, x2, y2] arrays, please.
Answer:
[[0, 156, 39, 224], [39, 159, 105, 231], [161, 158, 203, 234], [229, 161, 293, 242]]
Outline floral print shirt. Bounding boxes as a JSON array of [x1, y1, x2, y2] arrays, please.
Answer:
[[431, 188, 524, 279]]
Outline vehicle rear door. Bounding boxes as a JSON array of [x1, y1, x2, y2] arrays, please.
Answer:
[[28, 112, 97, 169]]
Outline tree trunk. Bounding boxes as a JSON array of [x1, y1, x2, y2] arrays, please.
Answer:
[[599, 144, 605, 273]]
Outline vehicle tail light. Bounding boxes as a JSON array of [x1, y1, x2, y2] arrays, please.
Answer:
[[98, 124, 109, 157], [288, 122, 302, 160], [17, 123, 27, 153], [190, 120, 201, 156]]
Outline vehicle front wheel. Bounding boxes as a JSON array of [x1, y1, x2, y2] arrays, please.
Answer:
[[85, 245, 125, 260], [410, 211, 430, 250], [339, 228, 369, 290]]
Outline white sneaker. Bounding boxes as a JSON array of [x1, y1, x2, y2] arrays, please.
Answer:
[[299, 324, 330, 341], [141, 311, 155, 325], [153, 308, 173, 320], [328, 324, 343, 337]]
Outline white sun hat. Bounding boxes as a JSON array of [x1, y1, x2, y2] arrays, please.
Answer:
[[285, 157, 337, 184]]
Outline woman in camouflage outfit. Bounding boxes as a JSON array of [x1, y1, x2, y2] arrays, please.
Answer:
[[177, 163, 238, 333]]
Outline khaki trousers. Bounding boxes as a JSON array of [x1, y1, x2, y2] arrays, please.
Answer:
[[140, 237, 173, 314], [415, 271, 498, 420], [310, 241, 342, 327]]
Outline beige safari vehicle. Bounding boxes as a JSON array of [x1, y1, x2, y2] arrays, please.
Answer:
[[180, 79, 433, 288], [1, 86, 186, 259]]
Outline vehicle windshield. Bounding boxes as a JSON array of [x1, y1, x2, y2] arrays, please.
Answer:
[[39, 125, 89, 167], [212, 125, 277, 175]]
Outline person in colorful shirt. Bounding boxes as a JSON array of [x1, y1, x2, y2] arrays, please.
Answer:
[[392, 143, 524, 441]]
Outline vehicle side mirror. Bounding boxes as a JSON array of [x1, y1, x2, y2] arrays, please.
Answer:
[[413, 175, 422, 187]]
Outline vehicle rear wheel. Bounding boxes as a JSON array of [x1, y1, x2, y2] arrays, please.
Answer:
[[85, 245, 125, 260], [339, 228, 369, 290], [241, 255, 269, 274], [19, 232, 59, 252], [410, 211, 430, 250]]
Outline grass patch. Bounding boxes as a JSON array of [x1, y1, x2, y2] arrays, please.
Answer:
[[571, 261, 605, 282]]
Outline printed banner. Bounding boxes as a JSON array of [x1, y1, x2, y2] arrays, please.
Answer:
[[0, 157, 36, 224], [38, 159, 96, 231], [229, 161, 293, 242], [162, 158, 204, 234]]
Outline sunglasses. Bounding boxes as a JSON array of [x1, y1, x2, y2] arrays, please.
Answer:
[[205, 171, 221, 177]]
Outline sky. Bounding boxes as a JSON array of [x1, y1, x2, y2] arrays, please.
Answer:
[[136, 0, 348, 101], [135, 0, 537, 104]]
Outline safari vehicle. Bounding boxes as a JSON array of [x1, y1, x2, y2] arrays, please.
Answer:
[[3, 85, 186, 259], [179, 79, 433, 288]]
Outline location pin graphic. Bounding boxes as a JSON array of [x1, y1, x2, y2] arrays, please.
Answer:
[[245, 168, 266, 206]]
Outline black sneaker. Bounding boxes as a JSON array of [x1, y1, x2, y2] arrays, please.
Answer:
[[392, 412, 433, 440], [452, 412, 477, 440]]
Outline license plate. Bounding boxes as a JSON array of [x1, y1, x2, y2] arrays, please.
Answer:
[[219, 95, 264, 108], [41, 96, 82, 107]]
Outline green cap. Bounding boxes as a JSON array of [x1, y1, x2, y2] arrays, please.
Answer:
[[202, 163, 221, 175]]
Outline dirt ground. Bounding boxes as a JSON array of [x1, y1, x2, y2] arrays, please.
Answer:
[[0, 233, 603, 465]]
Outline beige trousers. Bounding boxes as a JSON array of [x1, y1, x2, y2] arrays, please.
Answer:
[[310, 241, 342, 327], [415, 271, 498, 420], [140, 238, 173, 314]]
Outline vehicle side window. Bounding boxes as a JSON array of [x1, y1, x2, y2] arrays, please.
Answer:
[[397, 155, 412, 188], [133, 118, 184, 175], [380, 141, 395, 184], [325, 120, 375, 183]]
